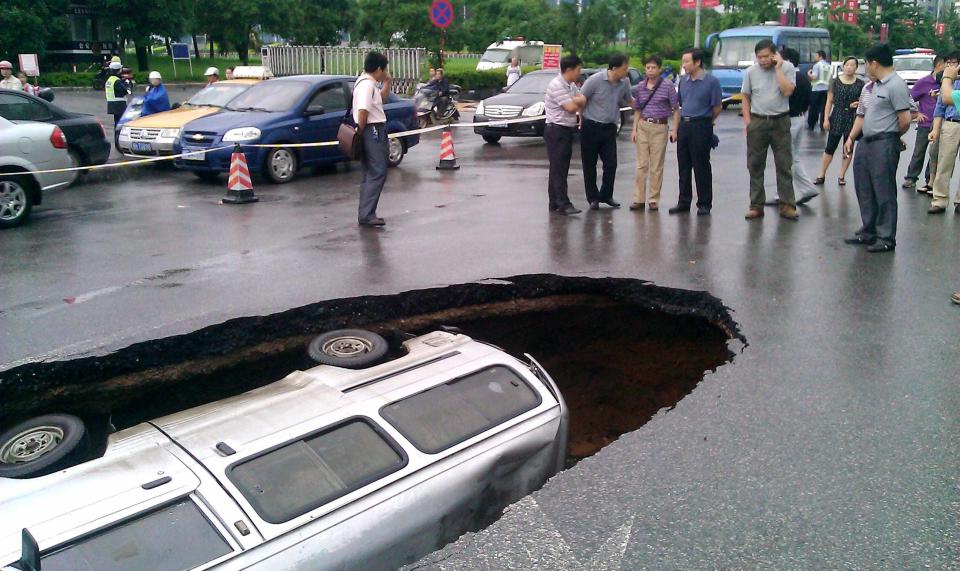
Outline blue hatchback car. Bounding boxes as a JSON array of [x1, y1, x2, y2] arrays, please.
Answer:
[[174, 75, 420, 183]]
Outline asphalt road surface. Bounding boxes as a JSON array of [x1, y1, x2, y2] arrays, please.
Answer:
[[3, 89, 959, 568]]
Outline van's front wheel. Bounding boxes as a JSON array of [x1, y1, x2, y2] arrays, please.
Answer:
[[0, 414, 89, 478]]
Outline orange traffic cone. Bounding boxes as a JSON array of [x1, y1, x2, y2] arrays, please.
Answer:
[[222, 143, 258, 204], [436, 127, 460, 170]]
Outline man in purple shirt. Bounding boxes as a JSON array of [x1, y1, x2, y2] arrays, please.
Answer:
[[630, 54, 680, 211], [902, 54, 945, 190]]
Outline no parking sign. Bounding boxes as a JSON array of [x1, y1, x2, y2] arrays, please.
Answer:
[[430, 0, 454, 28]]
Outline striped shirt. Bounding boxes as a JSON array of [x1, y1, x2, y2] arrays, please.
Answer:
[[545, 74, 580, 127], [633, 78, 678, 120]]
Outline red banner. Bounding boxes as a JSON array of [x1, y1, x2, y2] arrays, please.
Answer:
[[935, 22, 946, 36], [680, 0, 719, 9], [542, 45, 562, 70]]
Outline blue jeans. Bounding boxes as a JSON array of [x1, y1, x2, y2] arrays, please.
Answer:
[[360, 124, 388, 221]]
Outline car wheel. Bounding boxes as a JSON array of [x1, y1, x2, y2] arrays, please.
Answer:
[[0, 176, 34, 229], [307, 329, 389, 369], [193, 171, 221, 183], [482, 135, 501, 144], [0, 414, 89, 478], [265, 147, 297, 184], [387, 137, 405, 167], [67, 148, 86, 186]]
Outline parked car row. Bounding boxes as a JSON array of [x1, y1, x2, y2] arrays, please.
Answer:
[[0, 329, 568, 571]]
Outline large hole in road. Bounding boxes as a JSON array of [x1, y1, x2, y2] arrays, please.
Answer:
[[0, 275, 743, 466]]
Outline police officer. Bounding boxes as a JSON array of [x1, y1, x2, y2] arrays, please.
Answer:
[[104, 61, 130, 148]]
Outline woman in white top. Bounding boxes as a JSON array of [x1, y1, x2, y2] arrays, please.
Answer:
[[506, 56, 521, 87]]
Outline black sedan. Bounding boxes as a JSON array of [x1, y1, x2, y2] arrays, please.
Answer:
[[0, 89, 111, 172], [473, 68, 640, 144]]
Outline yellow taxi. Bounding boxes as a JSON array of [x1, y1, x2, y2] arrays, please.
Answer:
[[117, 66, 270, 157]]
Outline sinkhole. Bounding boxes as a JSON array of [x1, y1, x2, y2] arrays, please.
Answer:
[[0, 275, 742, 468]]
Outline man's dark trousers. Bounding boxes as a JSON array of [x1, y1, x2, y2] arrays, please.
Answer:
[[581, 119, 618, 203], [807, 91, 827, 129], [852, 134, 900, 245], [905, 125, 931, 183], [676, 118, 714, 209], [544, 123, 576, 210]]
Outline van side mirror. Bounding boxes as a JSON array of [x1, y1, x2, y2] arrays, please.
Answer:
[[21, 528, 40, 571]]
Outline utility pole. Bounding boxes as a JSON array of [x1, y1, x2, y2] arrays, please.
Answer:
[[694, 0, 702, 47]]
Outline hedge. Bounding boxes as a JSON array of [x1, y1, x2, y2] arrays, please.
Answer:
[[443, 65, 540, 92]]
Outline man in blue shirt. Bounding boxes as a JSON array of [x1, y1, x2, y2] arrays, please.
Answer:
[[671, 48, 722, 215]]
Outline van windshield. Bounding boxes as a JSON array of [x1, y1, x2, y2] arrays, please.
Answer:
[[895, 57, 934, 72], [713, 36, 768, 68], [481, 48, 513, 64]]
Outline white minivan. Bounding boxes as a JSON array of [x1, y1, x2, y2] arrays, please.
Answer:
[[476, 39, 545, 71], [0, 329, 568, 571]]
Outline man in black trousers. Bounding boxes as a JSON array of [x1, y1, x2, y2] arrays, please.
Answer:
[[579, 53, 633, 210], [671, 48, 723, 215]]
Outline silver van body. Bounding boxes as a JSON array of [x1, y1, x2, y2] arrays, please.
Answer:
[[1, 331, 568, 571]]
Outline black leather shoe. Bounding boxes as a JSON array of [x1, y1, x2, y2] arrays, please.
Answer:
[[602, 199, 621, 208], [589, 201, 600, 210], [928, 205, 946, 214], [696, 206, 711, 216], [955, 204, 960, 214], [843, 235, 876, 245], [866, 241, 895, 253], [668, 205, 690, 214], [358, 217, 386, 227], [558, 205, 582, 215]]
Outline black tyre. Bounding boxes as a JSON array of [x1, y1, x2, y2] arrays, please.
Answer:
[[387, 137, 406, 168], [193, 171, 221, 183], [307, 329, 389, 369], [0, 175, 35, 229], [0, 414, 88, 478], [264, 147, 297, 184], [482, 134, 501, 144]]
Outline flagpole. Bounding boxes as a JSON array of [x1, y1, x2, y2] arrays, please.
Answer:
[[694, 0, 702, 48]]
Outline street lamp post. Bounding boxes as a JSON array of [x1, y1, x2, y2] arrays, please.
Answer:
[[694, 0, 702, 47]]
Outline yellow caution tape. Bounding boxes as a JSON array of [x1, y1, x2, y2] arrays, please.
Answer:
[[18, 106, 637, 176]]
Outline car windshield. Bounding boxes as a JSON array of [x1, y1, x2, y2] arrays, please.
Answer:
[[481, 48, 512, 63], [895, 57, 934, 72], [713, 36, 768, 68], [225, 81, 311, 112], [507, 73, 557, 94], [188, 83, 251, 108]]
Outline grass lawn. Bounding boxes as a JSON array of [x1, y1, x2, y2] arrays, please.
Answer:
[[123, 52, 262, 82]]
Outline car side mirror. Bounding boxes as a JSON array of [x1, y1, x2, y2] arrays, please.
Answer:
[[305, 106, 325, 116], [171, 102, 181, 110], [20, 528, 40, 571], [38, 88, 55, 103]]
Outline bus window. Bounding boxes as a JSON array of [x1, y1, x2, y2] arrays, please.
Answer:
[[713, 36, 768, 68]]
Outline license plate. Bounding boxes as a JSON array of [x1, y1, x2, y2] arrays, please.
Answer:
[[487, 121, 509, 128], [131, 142, 152, 153], [181, 149, 206, 161]]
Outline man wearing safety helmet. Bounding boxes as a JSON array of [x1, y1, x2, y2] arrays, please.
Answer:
[[204, 67, 219, 85], [0, 61, 24, 90], [105, 61, 131, 147]]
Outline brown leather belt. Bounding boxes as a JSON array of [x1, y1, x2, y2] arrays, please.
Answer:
[[642, 117, 669, 124], [750, 112, 789, 120]]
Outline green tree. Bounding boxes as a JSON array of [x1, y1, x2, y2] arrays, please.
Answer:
[[96, 0, 191, 70], [0, 0, 70, 63], [286, 0, 354, 45]]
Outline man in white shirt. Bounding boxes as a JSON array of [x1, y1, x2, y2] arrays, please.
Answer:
[[0, 61, 24, 91], [353, 51, 392, 227]]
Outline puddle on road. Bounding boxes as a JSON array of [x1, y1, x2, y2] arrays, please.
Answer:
[[0, 275, 742, 465]]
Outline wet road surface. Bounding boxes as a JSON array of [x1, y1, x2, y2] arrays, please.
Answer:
[[3, 89, 959, 568]]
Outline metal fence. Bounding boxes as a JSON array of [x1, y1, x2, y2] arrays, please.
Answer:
[[261, 46, 426, 94], [444, 52, 482, 60]]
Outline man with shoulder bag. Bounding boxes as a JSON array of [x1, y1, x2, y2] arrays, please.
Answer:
[[350, 52, 392, 227]]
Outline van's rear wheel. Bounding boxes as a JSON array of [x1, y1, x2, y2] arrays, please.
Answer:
[[308, 329, 389, 369], [0, 414, 88, 478]]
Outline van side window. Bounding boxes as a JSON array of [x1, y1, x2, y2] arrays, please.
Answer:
[[381, 365, 542, 454], [229, 419, 405, 524], [39, 498, 232, 571]]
